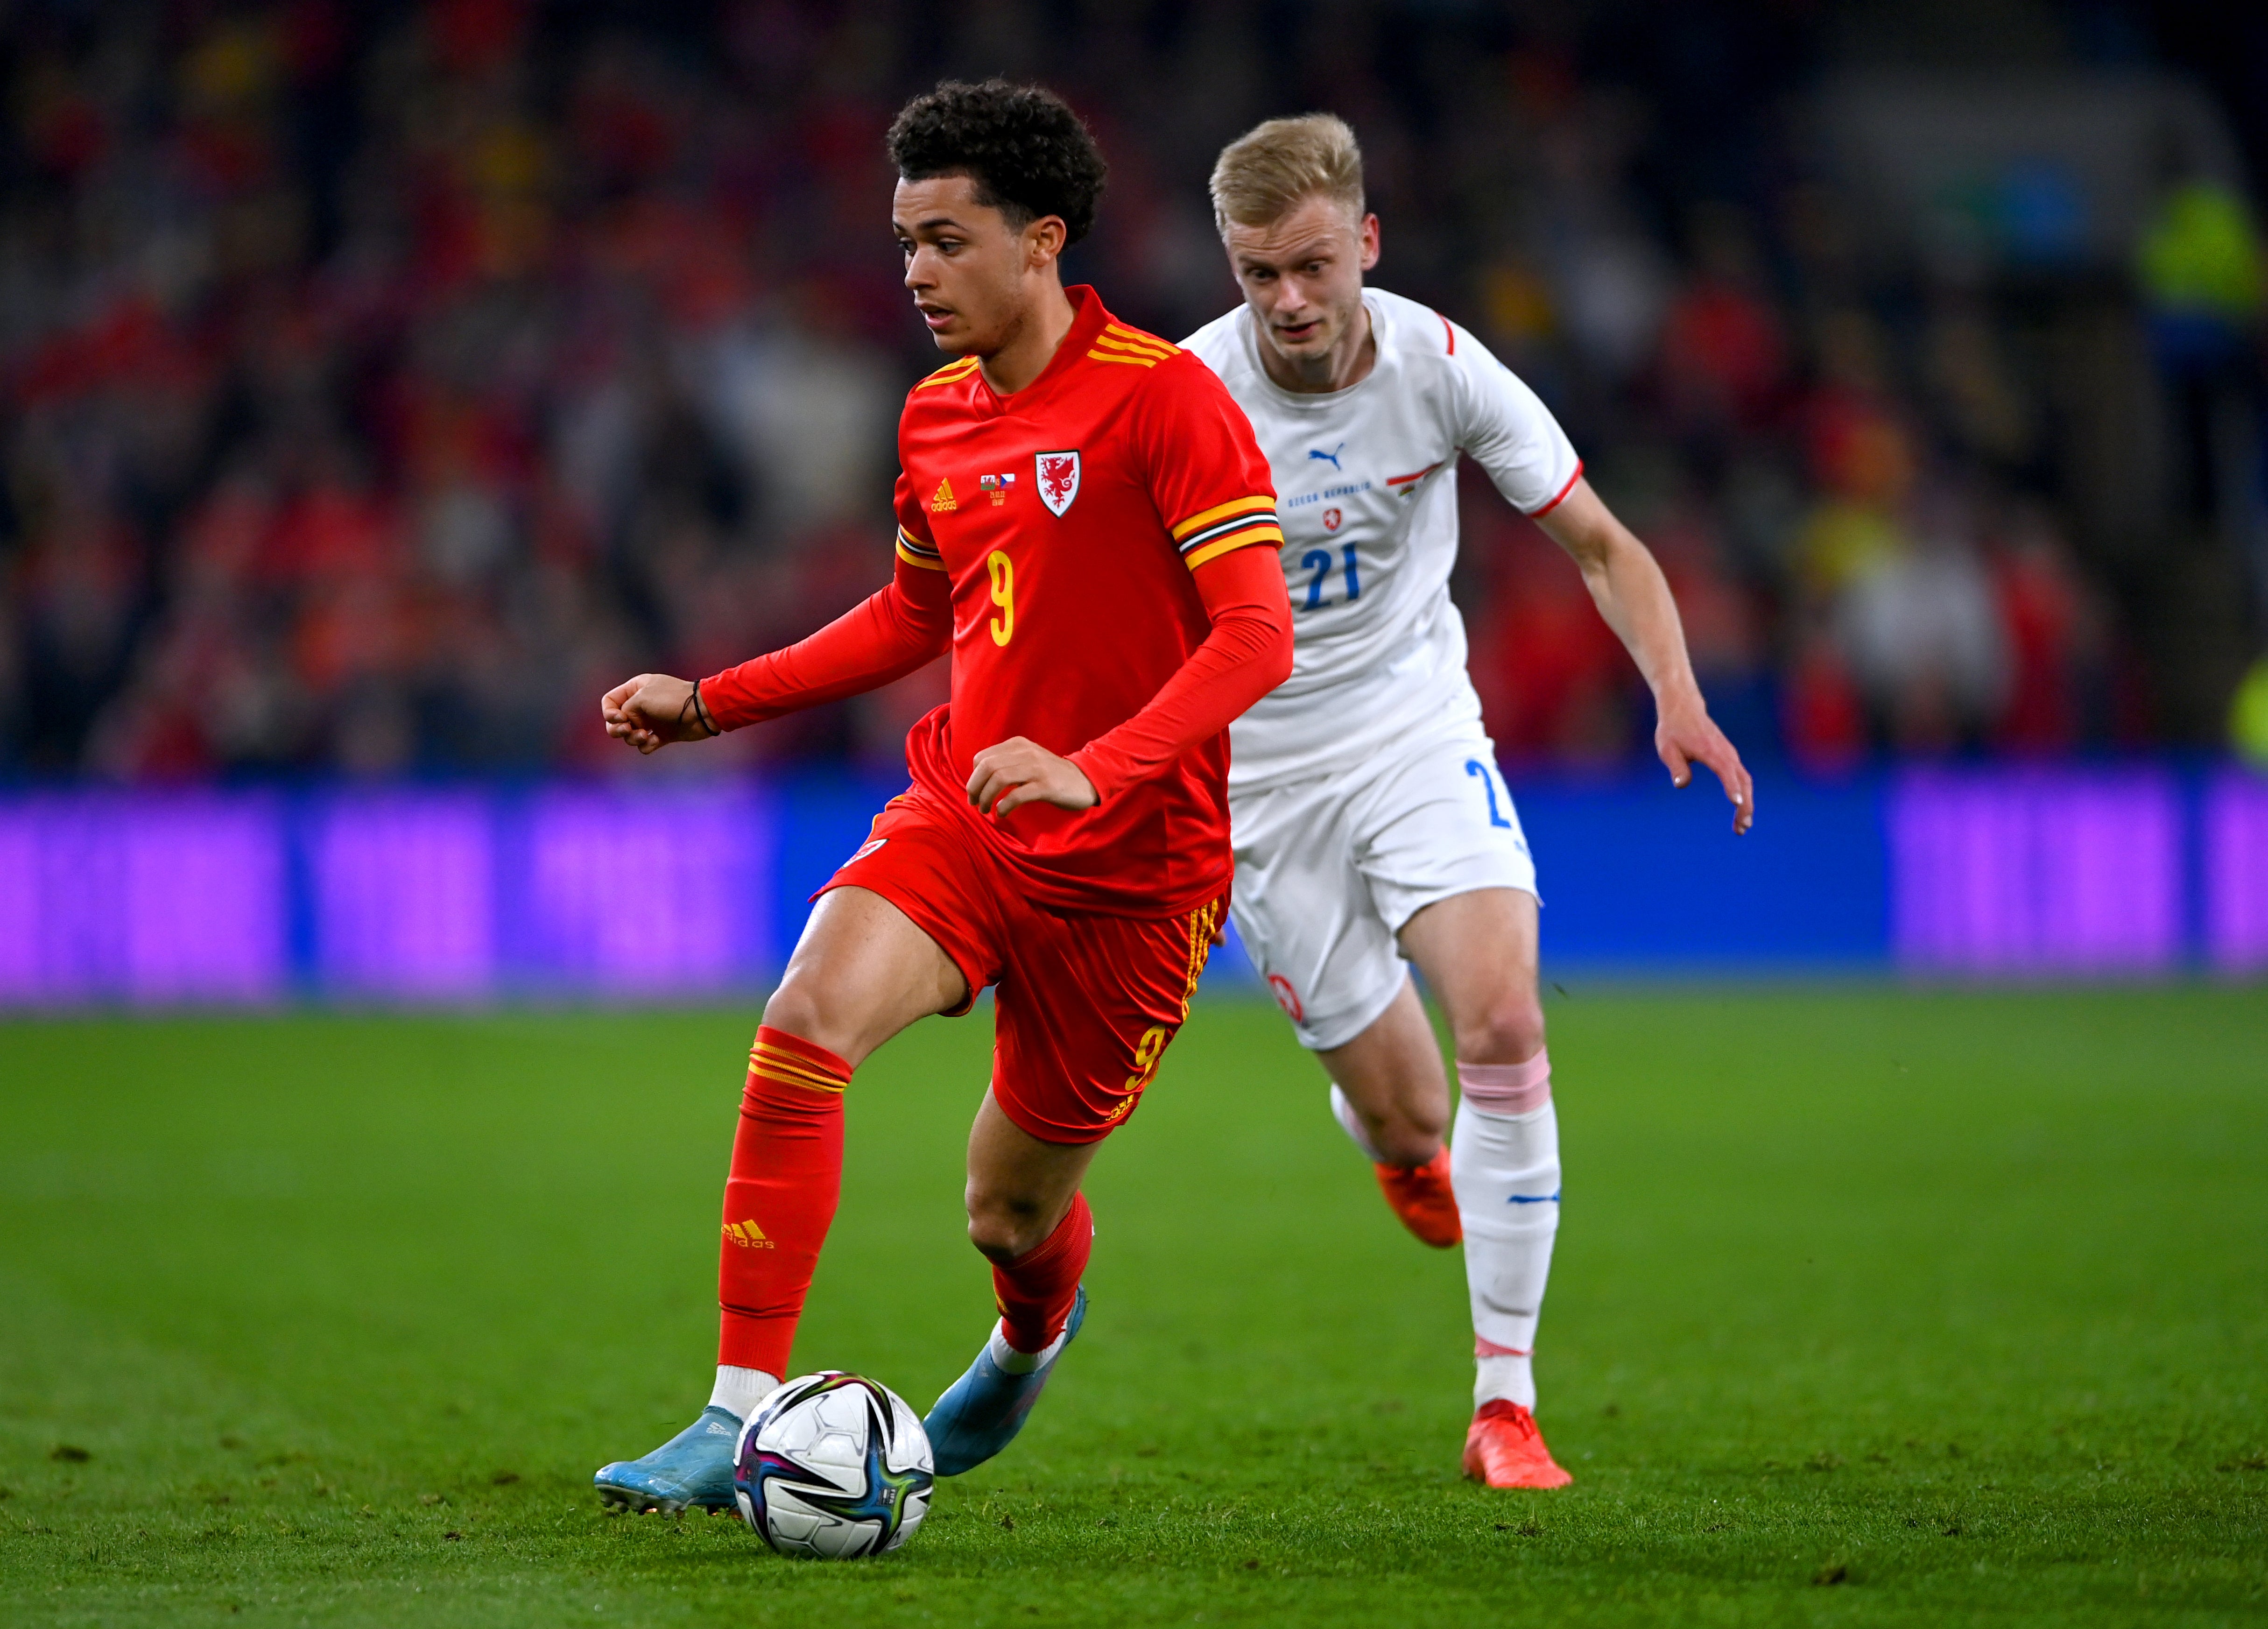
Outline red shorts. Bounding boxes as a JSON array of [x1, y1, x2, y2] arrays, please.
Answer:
[[821, 790, 1224, 1144]]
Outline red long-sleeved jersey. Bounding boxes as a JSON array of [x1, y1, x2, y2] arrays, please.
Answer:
[[703, 286, 1293, 916]]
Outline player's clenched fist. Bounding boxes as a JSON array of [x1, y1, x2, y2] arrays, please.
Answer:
[[601, 673, 719, 755], [967, 737, 1099, 818]]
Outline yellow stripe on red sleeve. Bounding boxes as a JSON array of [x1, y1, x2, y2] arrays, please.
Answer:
[[1170, 494, 1276, 543], [895, 525, 947, 571], [1183, 522, 1284, 570]]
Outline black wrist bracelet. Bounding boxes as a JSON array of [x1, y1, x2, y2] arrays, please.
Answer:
[[690, 680, 720, 737]]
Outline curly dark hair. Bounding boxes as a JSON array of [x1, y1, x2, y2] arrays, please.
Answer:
[[886, 79, 1107, 245]]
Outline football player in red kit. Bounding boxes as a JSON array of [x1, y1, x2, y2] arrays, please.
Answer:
[[590, 80, 1293, 1510]]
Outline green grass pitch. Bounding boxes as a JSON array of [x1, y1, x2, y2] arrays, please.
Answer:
[[2, 987, 2263, 1626]]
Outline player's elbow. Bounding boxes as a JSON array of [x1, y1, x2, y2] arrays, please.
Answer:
[[1257, 614, 1295, 689], [1215, 602, 1295, 703]]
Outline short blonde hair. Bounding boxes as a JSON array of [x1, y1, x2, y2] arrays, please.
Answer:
[[1209, 113, 1365, 234]]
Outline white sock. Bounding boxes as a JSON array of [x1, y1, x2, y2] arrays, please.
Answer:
[[985, 1319, 1072, 1375], [1329, 1083, 1390, 1164], [1452, 1094, 1560, 1412], [708, 1364, 782, 1423]]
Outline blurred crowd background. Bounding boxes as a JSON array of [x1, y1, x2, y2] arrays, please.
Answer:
[[4, 0, 2267, 783]]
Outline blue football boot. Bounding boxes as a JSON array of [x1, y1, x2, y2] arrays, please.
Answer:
[[593, 1405, 742, 1513], [923, 1286, 1088, 1476]]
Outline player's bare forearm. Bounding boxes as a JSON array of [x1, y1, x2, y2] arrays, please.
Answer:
[[601, 673, 719, 755], [1537, 479, 1754, 832], [968, 737, 1099, 818], [1535, 480, 1690, 696]]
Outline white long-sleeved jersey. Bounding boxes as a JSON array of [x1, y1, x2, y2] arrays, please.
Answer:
[[1181, 288, 1581, 792]]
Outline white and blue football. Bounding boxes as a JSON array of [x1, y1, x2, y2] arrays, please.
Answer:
[[733, 1371, 935, 1559]]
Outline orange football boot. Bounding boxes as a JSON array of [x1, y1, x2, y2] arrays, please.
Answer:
[[1462, 1400, 1573, 1489], [1373, 1148, 1461, 1247]]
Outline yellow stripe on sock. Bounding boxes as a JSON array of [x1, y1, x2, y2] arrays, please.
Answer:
[[751, 1044, 847, 1085], [749, 1044, 849, 1093]]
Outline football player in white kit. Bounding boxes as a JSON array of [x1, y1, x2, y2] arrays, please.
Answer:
[[1183, 116, 1753, 1488]]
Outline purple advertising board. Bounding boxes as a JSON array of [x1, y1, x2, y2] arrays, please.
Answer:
[[310, 794, 498, 999], [0, 782, 775, 1006], [1888, 769, 2184, 975], [0, 767, 2259, 1005], [0, 793, 288, 1004], [510, 784, 774, 994], [2204, 771, 2268, 976]]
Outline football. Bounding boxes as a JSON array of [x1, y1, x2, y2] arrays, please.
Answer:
[[733, 1372, 936, 1559]]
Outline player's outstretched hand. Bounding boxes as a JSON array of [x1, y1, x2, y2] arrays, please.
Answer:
[[601, 673, 717, 755], [968, 737, 1099, 819], [1655, 689, 1754, 834]]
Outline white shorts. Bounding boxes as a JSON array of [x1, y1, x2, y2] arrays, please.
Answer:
[[1228, 726, 1538, 1052]]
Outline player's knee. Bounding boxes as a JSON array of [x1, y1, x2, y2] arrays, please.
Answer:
[[1452, 992, 1545, 1068], [1364, 1092, 1447, 1164], [963, 1185, 1049, 1264], [760, 976, 845, 1062]]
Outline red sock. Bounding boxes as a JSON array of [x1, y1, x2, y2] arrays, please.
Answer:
[[993, 1192, 1092, 1354], [717, 1026, 850, 1376]]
